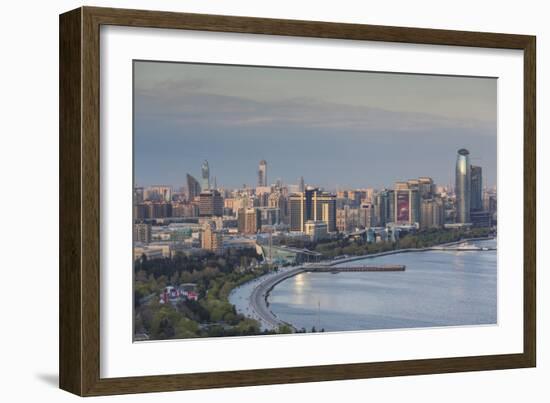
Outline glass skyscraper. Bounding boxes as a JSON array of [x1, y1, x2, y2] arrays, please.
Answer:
[[201, 160, 210, 191], [470, 165, 483, 211], [455, 148, 471, 223]]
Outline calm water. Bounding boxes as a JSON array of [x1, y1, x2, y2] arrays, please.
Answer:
[[268, 239, 497, 332]]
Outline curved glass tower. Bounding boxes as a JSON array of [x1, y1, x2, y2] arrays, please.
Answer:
[[455, 148, 471, 223]]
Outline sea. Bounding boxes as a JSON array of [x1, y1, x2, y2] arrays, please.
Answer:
[[268, 239, 497, 332]]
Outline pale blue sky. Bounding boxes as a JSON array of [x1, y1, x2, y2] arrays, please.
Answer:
[[134, 61, 497, 190]]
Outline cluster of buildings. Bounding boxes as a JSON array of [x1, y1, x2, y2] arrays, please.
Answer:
[[133, 150, 497, 260], [159, 283, 199, 305]]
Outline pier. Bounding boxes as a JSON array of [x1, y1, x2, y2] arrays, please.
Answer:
[[306, 264, 406, 272]]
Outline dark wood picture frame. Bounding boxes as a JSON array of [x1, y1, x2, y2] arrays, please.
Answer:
[[59, 6, 536, 396]]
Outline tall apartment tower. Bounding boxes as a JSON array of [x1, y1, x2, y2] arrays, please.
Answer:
[[455, 149, 471, 223], [201, 160, 210, 191], [258, 160, 268, 187], [470, 165, 483, 212]]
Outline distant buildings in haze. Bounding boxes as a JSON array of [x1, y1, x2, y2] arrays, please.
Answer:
[[258, 160, 267, 187], [201, 160, 210, 191], [186, 173, 201, 200]]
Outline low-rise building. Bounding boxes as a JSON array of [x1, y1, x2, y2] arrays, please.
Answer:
[[134, 246, 164, 261], [305, 220, 328, 242]]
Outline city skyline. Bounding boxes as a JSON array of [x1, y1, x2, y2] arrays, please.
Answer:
[[136, 155, 496, 194], [134, 61, 497, 189]]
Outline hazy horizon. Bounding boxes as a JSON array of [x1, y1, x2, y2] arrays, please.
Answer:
[[134, 61, 497, 190]]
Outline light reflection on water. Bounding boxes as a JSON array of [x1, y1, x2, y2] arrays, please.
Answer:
[[269, 239, 497, 332]]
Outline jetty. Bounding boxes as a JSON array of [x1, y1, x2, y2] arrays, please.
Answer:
[[306, 264, 406, 273]]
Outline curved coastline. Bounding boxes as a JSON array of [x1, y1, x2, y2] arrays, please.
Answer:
[[233, 236, 496, 331]]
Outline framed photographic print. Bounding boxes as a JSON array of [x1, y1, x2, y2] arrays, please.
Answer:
[[59, 6, 536, 396]]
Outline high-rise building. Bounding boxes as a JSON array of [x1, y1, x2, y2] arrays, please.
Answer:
[[237, 207, 261, 234], [133, 223, 152, 244], [394, 182, 420, 225], [336, 207, 348, 232], [258, 160, 267, 187], [360, 202, 375, 228], [259, 207, 280, 226], [455, 148, 471, 223], [289, 188, 336, 232], [312, 190, 337, 232], [420, 198, 444, 229], [268, 192, 288, 223], [289, 193, 306, 232], [394, 187, 410, 224], [348, 190, 362, 208], [374, 190, 391, 226], [470, 165, 483, 212], [483, 191, 497, 215], [199, 190, 223, 217], [201, 222, 223, 254], [201, 160, 210, 191], [387, 190, 395, 223], [186, 174, 201, 201]]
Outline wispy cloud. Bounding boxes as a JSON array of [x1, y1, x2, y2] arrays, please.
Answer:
[[135, 84, 493, 134]]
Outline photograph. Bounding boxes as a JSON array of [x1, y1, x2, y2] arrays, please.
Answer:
[[132, 61, 498, 341]]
